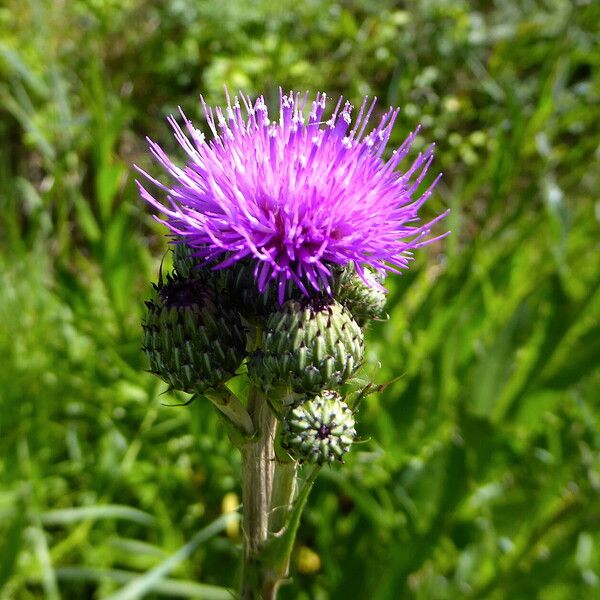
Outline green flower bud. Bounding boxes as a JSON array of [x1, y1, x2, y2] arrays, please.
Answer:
[[248, 297, 364, 393], [281, 391, 356, 464], [333, 263, 387, 325], [142, 273, 246, 393]]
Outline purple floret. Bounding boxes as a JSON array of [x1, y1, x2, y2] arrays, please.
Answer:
[[136, 89, 449, 303]]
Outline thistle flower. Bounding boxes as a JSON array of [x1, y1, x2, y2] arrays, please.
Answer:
[[137, 90, 448, 303]]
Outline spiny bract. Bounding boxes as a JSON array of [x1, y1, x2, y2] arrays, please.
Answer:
[[281, 391, 356, 464], [142, 274, 246, 393], [248, 297, 363, 393], [172, 241, 303, 318], [333, 263, 388, 325]]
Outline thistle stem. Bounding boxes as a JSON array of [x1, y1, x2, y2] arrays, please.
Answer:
[[240, 386, 277, 599]]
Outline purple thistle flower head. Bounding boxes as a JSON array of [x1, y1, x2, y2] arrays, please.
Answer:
[[136, 89, 449, 303]]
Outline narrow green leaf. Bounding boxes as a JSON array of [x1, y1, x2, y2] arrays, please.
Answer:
[[0, 510, 25, 588], [54, 567, 232, 599], [41, 505, 156, 527], [105, 512, 239, 600], [261, 467, 320, 578]]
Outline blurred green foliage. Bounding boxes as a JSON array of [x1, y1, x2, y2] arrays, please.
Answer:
[[1, 0, 599, 598]]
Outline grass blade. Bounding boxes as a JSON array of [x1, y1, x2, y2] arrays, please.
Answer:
[[105, 512, 239, 600], [41, 505, 156, 527], [54, 567, 233, 599]]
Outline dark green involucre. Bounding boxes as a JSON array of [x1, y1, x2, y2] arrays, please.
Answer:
[[213, 259, 301, 318], [333, 263, 387, 325], [248, 297, 364, 393], [173, 242, 302, 318], [142, 274, 246, 393], [281, 391, 356, 464], [172, 241, 202, 280]]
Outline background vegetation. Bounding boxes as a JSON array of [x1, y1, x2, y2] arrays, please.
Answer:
[[1, 0, 599, 598]]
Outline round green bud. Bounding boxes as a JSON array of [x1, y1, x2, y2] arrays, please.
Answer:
[[281, 391, 356, 464], [248, 297, 364, 394], [142, 273, 246, 393], [333, 263, 387, 325]]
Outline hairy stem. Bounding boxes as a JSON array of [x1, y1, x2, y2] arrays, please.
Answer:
[[240, 386, 277, 599]]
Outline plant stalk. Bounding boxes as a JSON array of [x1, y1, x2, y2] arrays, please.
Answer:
[[240, 387, 277, 599]]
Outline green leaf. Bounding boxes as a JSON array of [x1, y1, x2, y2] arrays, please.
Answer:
[[261, 467, 320, 578], [0, 509, 25, 589], [54, 567, 232, 599], [104, 512, 239, 600], [41, 505, 156, 527], [72, 193, 101, 244]]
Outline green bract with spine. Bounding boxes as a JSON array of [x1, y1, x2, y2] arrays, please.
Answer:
[[248, 297, 364, 393], [142, 273, 247, 393], [172, 241, 202, 280], [333, 263, 387, 325], [173, 242, 302, 319], [281, 391, 356, 464], [214, 259, 301, 318]]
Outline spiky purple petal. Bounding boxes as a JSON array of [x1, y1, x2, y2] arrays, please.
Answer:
[[137, 89, 448, 301]]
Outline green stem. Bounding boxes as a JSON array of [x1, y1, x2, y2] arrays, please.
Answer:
[[258, 461, 298, 599], [260, 466, 320, 596], [240, 387, 277, 600]]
